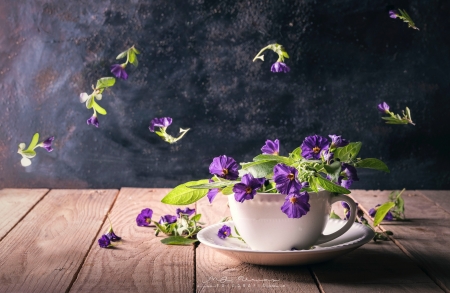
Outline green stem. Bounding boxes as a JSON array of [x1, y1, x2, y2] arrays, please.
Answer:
[[252, 45, 271, 62]]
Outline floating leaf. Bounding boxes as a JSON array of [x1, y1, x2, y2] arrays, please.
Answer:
[[93, 102, 107, 115], [27, 133, 40, 151], [96, 77, 116, 89]]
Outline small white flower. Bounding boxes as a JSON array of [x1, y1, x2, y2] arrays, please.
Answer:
[[80, 92, 90, 103]]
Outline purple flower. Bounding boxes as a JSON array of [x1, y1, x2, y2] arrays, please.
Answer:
[[369, 204, 394, 221], [261, 139, 280, 155], [209, 155, 239, 180], [301, 135, 329, 160], [321, 149, 334, 163], [343, 163, 359, 181], [271, 62, 290, 73], [149, 117, 173, 132], [281, 192, 310, 218], [377, 102, 390, 113], [176, 207, 195, 217], [98, 235, 111, 248], [329, 135, 349, 148], [341, 201, 359, 220], [87, 115, 99, 128], [273, 164, 302, 195], [232, 174, 263, 203], [159, 214, 178, 224], [206, 179, 220, 203], [110, 64, 128, 80], [136, 208, 153, 226], [106, 229, 121, 242], [42, 136, 54, 152], [218, 225, 231, 239], [389, 10, 398, 19]]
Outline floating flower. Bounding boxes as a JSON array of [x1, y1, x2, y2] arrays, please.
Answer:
[[261, 139, 280, 155], [273, 163, 302, 195], [98, 235, 112, 248], [301, 135, 329, 160], [176, 207, 195, 217], [389, 10, 398, 19], [217, 225, 231, 239], [149, 117, 173, 132], [41, 136, 54, 152], [281, 192, 310, 218], [87, 114, 99, 128], [110, 64, 128, 80], [209, 155, 239, 180], [233, 174, 263, 203], [369, 204, 394, 221], [271, 62, 290, 73], [329, 135, 349, 148], [159, 215, 178, 224], [136, 208, 153, 226], [377, 102, 390, 113], [206, 179, 220, 203]]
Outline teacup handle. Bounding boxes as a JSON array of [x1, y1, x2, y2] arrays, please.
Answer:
[[315, 194, 357, 245]]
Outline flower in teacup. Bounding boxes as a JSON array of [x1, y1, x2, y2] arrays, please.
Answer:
[[369, 204, 394, 221], [281, 192, 310, 218], [149, 117, 173, 132], [342, 163, 359, 184], [110, 64, 128, 80], [87, 114, 99, 128], [301, 135, 329, 160], [206, 179, 220, 203], [159, 214, 178, 224], [40, 136, 54, 152], [209, 155, 239, 180], [232, 174, 264, 203], [329, 135, 349, 148], [218, 225, 231, 239], [271, 62, 290, 73], [98, 235, 112, 248], [321, 149, 334, 164], [136, 208, 153, 226], [176, 207, 195, 217], [261, 139, 280, 155], [273, 163, 302, 194], [377, 102, 390, 113]]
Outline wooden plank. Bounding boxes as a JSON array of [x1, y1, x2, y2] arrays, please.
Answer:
[[0, 188, 48, 241], [70, 188, 195, 293], [349, 189, 450, 292], [416, 190, 450, 215], [0, 189, 118, 293], [196, 195, 319, 293]]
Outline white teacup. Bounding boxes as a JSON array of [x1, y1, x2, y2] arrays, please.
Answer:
[[228, 190, 356, 251]]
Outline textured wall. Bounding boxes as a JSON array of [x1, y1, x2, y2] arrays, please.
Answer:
[[1, 0, 449, 189]]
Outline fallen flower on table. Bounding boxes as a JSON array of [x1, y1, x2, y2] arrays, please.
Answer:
[[389, 9, 419, 30], [111, 45, 140, 80], [217, 224, 245, 243], [136, 207, 203, 245], [98, 213, 121, 248], [80, 77, 116, 128], [17, 133, 55, 167], [377, 102, 415, 125], [149, 117, 190, 143], [253, 43, 290, 73]]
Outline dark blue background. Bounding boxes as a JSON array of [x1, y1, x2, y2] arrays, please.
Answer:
[[1, 0, 449, 189]]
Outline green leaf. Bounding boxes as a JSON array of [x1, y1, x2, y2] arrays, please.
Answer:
[[333, 142, 362, 162], [315, 176, 350, 194], [253, 154, 291, 164], [329, 210, 342, 219], [406, 107, 411, 120], [160, 236, 198, 245], [154, 222, 168, 234], [116, 50, 128, 60], [27, 133, 40, 150], [93, 102, 107, 115], [355, 158, 389, 173], [131, 46, 140, 54], [191, 214, 201, 222], [289, 147, 301, 160], [129, 50, 138, 67], [21, 149, 37, 158], [96, 77, 116, 89], [308, 176, 319, 192], [323, 161, 342, 181], [241, 160, 277, 178], [161, 180, 209, 205], [86, 97, 95, 109], [189, 181, 235, 189], [373, 202, 396, 226], [221, 186, 234, 195]]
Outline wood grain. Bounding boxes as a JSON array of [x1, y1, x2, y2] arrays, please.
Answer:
[[70, 188, 196, 293], [196, 195, 319, 293], [0, 189, 48, 241], [350, 189, 450, 292], [0, 189, 118, 293], [416, 190, 450, 215]]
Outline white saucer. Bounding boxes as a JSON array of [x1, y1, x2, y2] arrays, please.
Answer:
[[197, 219, 375, 266]]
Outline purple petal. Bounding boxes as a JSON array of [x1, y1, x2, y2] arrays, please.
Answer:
[[136, 208, 153, 226], [261, 139, 280, 155], [42, 136, 54, 152], [208, 155, 239, 180], [149, 117, 173, 132], [271, 62, 290, 73], [110, 64, 128, 80], [176, 207, 195, 217], [280, 192, 310, 218], [159, 214, 178, 224], [301, 135, 329, 160], [273, 164, 302, 194], [98, 235, 111, 248], [377, 102, 390, 113], [218, 225, 231, 239], [87, 115, 99, 128]]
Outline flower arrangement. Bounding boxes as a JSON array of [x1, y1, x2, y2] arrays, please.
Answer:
[[161, 134, 390, 220]]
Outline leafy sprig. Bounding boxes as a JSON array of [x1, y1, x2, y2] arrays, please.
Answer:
[[17, 133, 54, 167], [390, 9, 419, 31], [378, 102, 415, 125], [80, 77, 116, 127], [154, 213, 203, 245]]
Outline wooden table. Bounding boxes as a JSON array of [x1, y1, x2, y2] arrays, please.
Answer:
[[0, 188, 449, 293]]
